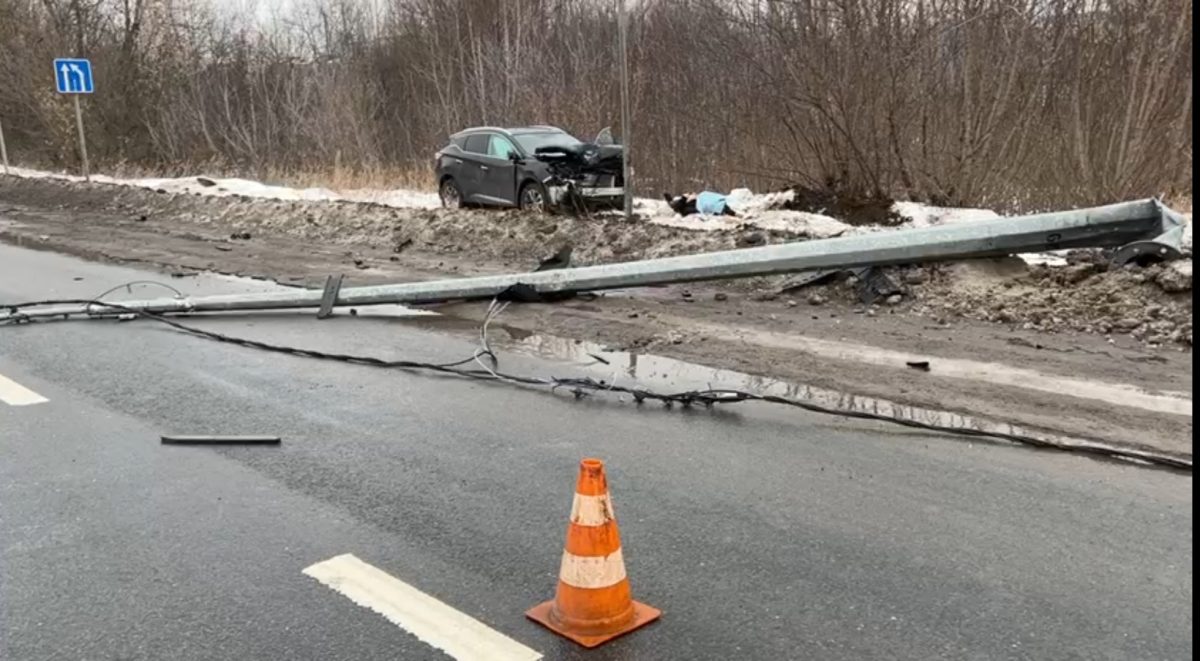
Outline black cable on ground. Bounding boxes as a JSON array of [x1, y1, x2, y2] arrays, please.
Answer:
[[1, 296, 1190, 472]]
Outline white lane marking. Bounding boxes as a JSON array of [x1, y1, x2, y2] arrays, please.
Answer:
[[303, 553, 542, 661], [0, 372, 49, 406]]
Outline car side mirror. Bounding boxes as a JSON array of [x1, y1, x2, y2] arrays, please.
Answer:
[[509, 151, 523, 164]]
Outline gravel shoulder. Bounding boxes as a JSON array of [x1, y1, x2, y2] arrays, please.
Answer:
[[1, 175, 1191, 460]]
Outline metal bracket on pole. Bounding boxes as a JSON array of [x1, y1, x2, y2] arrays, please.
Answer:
[[1109, 200, 1189, 268], [316, 274, 343, 319], [1109, 225, 1187, 268]]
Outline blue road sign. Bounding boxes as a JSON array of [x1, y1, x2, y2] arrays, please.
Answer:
[[54, 58, 94, 94]]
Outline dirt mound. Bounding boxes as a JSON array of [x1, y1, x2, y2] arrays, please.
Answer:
[[0, 174, 809, 268], [779, 255, 1192, 346], [782, 186, 904, 226], [923, 261, 1193, 345]]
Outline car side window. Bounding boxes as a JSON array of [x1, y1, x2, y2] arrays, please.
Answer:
[[463, 134, 489, 154], [488, 135, 518, 160]]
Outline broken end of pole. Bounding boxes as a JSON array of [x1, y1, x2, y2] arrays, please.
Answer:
[[1109, 227, 1187, 269], [1109, 200, 1189, 269]]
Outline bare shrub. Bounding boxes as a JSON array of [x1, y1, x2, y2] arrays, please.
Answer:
[[0, 0, 1190, 210]]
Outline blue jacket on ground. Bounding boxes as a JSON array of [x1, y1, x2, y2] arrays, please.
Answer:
[[695, 191, 728, 215]]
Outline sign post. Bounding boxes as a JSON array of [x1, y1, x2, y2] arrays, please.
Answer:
[[0, 116, 9, 175], [618, 1, 632, 219], [53, 57, 94, 182]]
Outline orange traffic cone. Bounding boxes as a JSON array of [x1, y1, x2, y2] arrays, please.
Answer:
[[526, 458, 661, 648]]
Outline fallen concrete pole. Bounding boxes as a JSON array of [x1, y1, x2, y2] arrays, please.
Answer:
[[5, 198, 1188, 321]]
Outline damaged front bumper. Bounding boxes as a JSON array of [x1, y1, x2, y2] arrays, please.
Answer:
[[547, 183, 624, 209]]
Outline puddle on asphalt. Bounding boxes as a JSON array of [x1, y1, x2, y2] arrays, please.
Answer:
[[401, 315, 1178, 465], [90, 273, 1191, 442], [656, 316, 1193, 417]]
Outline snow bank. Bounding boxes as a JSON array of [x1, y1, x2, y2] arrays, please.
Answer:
[[7, 164, 1188, 259], [338, 188, 441, 209], [726, 187, 796, 215], [650, 209, 852, 239], [2, 165, 440, 209], [891, 201, 999, 227], [643, 187, 851, 238]]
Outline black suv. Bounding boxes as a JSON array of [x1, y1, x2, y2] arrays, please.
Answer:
[[434, 126, 624, 211]]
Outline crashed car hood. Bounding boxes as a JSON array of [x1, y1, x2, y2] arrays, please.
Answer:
[[533, 142, 623, 173]]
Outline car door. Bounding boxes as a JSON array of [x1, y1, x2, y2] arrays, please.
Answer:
[[479, 134, 519, 206], [457, 133, 492, 204]]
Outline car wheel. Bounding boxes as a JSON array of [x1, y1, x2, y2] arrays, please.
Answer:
[[439, 178, 464, 209], [518, 181, 549, 211]]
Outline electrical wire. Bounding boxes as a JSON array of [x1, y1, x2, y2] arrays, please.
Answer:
[[1, 293, 1190, 472]]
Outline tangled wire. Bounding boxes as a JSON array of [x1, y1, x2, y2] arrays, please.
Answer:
[[2, 289, 1190, 472]]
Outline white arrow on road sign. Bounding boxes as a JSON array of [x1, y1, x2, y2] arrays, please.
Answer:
[[58, 63, 74, 92], [68, 63, 84, 90]]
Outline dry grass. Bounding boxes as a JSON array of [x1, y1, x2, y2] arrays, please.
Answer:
[[1165, 194, 1193, 214], [266, 165, 435, 193]]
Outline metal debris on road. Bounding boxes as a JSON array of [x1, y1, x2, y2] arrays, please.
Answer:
[[160, 435, 282, 445]]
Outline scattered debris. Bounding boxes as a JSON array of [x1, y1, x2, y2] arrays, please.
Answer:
[[779, 269, 840, 293], [1156, 261, 1192, 293], [902, 268, 929, 285], [536, 245, 574, 272], [736, 231, 766, 247], [161, 435, 281, 445], [855, 267, 902, 305], [906, 361, 931, 371]]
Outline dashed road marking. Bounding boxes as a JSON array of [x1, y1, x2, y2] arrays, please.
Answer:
[[0, 372, 48, 406], [303, 553, 542, 661]]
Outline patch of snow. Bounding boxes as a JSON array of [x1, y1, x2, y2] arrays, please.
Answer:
[[649, 208, 852, 239], [892, 201, 999, 227], [633, 196, 670, 217], [340, 188, 441, 209], [641, 187, 849, 238], [1018, 251, 1070, 267], [726, 187, 795, 214], [153, 176, 340, 201]]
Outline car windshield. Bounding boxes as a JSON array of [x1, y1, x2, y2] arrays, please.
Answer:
[[512, 132, 581, 154]]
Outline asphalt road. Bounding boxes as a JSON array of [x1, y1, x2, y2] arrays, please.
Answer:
[[0, 244, 1192, 660]]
